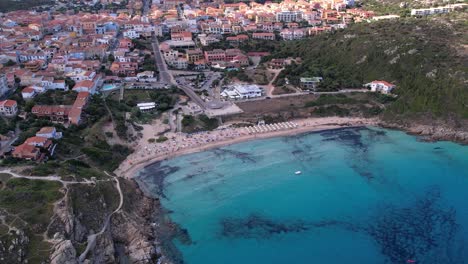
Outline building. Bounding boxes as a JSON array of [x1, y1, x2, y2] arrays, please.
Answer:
[[137, 102, 157, 112], [252, 32, 275, 40], [0, 75, 10, 98], [365, 80, 396, 94], [185, 49, 203, 63], [410, 4, 467, 16], [221, 84, 263, 100], [276, 11, 303, 22], [204, 49, 226, 63], [12, 135, 55, 161], [36, 127, 62, 139], [72, 80, 97, 94], [280, 28, 305, 40], [171, 31, 192, 41], [31, 92, 89, 125], [0, 100, 18, 116], [168, 58, 189, 69], [12, 143, 42, 161], [300, 77, 323, 90], [22, 87, 37, 99]]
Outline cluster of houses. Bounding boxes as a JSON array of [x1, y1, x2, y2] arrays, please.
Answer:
[[11, 127, 61, 162]]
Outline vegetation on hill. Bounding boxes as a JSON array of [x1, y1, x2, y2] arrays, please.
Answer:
[[269, 15, 468, 125], [0, 0, 53, 12]]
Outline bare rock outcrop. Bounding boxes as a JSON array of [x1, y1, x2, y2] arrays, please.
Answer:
[[50, 240, 78, 264]]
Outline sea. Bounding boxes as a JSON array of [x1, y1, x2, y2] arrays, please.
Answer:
[[135, 127, 468, 264]]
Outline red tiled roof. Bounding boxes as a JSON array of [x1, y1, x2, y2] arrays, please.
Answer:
[[0, 100, 17, 107], [372, 80, 395, 87]]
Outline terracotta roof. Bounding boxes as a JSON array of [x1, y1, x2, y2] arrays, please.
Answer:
[[0, 100, 17, 107], [37, 127, 56, 134], [22, 87, 36, 94], [25, 136, 49, 146], [372, 80, 395, 87]]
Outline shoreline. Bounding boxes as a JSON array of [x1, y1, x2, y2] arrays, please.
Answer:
[[116, 117, 379, 179]]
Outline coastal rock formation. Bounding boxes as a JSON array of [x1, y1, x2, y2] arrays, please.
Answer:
[[381, 121, 468, 144], [47, 179, 161, 264], [50, 240, 78, 264]]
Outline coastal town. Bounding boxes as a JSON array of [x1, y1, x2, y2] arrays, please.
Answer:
[[0, 0, 467, 263], [2, 0, 463, 163]]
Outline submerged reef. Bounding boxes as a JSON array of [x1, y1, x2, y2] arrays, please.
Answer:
[[220, 214, 309, 239], [211, 148, 257, 163], [138, 162, 180, 199], [366, 188, 459, 264], [218, 188, 461, 263]]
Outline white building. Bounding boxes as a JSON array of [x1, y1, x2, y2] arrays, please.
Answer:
[[137, 102, 157, 112], [21, 87, 38, 99], [168, 58, 188, 69], [0, 75, 9, 98], [276, 11, 303, 22], [0, 100, 18, 116], [123, 29, 140, 39], [36, 127, 62, 139], [365, 80, 396, 94], [410, 4, 467, 16], [221, 84, 263, 100]]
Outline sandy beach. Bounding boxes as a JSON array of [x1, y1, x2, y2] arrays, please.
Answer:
[[115, 117, 379, 179]]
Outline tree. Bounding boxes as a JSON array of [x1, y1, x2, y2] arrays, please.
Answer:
[[4, 60, 16, 67], [65, 78, 75, 89], [108, 54, 115, 63]]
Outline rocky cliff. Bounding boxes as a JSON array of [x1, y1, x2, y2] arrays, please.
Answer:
[[48, 179, 162, 264]]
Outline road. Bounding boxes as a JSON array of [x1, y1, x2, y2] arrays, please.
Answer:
[[151, 35, 213, 109], [151, 36, 174, 85], [233, 88, 372, 103]]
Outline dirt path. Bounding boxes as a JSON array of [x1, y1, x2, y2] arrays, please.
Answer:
[[78, 173, 123, 263]]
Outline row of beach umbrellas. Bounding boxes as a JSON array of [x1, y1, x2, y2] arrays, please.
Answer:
[[244, 122, 298, 134]]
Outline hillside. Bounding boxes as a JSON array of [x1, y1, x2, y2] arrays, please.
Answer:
[[0, 0, 54, 12], [269, 14, 468, 127]]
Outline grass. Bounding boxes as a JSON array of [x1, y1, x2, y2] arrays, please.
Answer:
[[182, 114, 219, 133], [0, 177, 62, 263]]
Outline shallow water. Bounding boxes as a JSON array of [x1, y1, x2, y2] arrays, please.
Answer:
[[136, 127, 468, 264]]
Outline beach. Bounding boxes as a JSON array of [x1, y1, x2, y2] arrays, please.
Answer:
[[115, 117, 378, 179]]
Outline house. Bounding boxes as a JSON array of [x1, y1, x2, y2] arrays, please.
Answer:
[[0, 100, 18, 116], [269, 59, 286, 69], [36, 127, 62, 139], [168, 58, 189, 69], [73, 80, 97, 94], [110, 61, 139, 76], [365, 80, 396, 94], [32, 105, 72, 123], [204, 49, 226, 63], [171, 31, 192, 41], [185, 49, 203, 63], [300, 77, 323, 90], [0, 75, 10, 98], [123, 29, 140, 39], [69, 91, 89, 125], [252, 32, 275, 40], [21, 87, 37, 99], [12, 143, 42, 161]]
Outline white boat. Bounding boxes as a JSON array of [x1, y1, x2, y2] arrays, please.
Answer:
[[295, 171, 302, 175]]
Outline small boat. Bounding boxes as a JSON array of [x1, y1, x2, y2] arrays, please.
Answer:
[[295, 171, 302, 175]]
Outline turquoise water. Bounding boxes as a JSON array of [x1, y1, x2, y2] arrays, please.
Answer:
[[136, 127, 468, 264], [102, 84, 118, 91]]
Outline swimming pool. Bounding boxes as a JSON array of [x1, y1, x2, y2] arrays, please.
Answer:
[[102, 84, 119, 91]]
